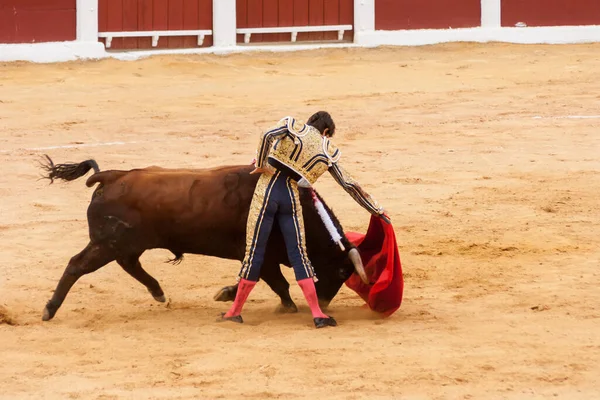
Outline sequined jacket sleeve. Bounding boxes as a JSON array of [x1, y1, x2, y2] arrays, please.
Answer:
[[328, 162, 384, 216], [255, 119, 289, 168]]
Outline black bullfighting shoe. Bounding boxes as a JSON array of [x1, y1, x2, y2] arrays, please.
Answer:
[[314, 316, 337, 328], [218, 313, 244, 323]]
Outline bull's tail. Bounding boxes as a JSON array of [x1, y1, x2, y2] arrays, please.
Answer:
[[40, 155, 100, 184]]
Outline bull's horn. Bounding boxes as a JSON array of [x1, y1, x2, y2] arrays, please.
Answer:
[[349, 248, 369, 284]]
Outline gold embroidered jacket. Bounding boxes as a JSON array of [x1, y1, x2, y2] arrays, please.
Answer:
[[255, 116, 384, 216]]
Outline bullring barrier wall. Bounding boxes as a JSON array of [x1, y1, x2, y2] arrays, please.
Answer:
[[1, 0, 599, 62]]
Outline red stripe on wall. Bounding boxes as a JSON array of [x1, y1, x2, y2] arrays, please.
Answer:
[[167, 0, 184, 48], [236, 0, 248, 42], [323, 0, 340, 40], [294, 0, 310, 41], [234, 0, 351, 44], [99, 0, 212, 50], [262, 0, 279, 42], [0, 0, 75, 10], [0, 8, 76, 43], [501, 0, 600, 27], [0, 11, 15, 43], [247, 0, 263, 42], [309, 0, 325, 41], [152, 0, 169, 48], [137, 0, 153, 48], [339, 0, 353, 40], [375, 0, 481, 30], [182, 0, 199, 47], [278, 0, 294, 41], [98, 0, 108, 46], [122, 0, 139, 49], [198, 0, 213, 46], [106, 0, 124, 49], [0, 1, 76, 44]]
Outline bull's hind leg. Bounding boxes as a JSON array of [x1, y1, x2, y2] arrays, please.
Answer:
[[43, 242, 114, 321], [116, 254, 165, 303]]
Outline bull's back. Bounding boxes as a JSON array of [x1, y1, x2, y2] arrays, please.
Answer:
[[86, 164, 259, 258]]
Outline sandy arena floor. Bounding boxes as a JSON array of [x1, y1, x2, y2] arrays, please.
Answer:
[[1, 43, 599, 399]]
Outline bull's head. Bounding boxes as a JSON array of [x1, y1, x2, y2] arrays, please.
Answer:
[[313, 247, 368, 308]]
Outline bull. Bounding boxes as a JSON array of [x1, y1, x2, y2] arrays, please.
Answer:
[[39, 156, 369, 322]]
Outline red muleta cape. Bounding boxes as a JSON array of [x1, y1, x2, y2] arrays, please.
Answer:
[[344, 215, 404, 317]]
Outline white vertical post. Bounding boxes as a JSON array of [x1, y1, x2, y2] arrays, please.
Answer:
[[353, 0, 375, 44], [76, 0, 99, 42], [213, 0, 237, 48], [481, 0, 502, 28]]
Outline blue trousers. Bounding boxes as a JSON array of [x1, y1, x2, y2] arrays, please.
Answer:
[[239, 170, 315, 282]]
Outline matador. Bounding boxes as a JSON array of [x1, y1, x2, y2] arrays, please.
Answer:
[[221, 111, 390, 328]]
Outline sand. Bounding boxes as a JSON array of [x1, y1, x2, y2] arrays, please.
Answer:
[[1, 43, 599, 399]]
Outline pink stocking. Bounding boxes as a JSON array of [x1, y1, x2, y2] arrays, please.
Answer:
[[223, 278, 257, 318], [297, 278, 328, 319]]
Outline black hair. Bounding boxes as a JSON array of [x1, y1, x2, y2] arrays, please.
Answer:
[[307, 111, 336, 137]]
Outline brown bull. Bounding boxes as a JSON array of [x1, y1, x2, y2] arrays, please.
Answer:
[[40, 156, 368, 321]]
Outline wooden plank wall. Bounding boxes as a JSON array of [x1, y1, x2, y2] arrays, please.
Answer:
[[0, 0, 76, 44], [501, 0, 600, 27], [375, 0, 481, 30], [236, 0, 354, 43], [98, 0, 213, 50]]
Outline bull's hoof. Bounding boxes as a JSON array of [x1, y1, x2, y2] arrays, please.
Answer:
[[275, 303, 298, 314], [42, 307, 51, 321], [146, 288, 166, 303], [42, 305, 55, 322], [314, 316, 337, 329], [213, 286, 236, 302], [217, 313, 243, 324], [153, 294, 166, 303]]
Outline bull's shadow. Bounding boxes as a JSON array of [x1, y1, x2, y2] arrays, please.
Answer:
[[39, 156, 369, 323]]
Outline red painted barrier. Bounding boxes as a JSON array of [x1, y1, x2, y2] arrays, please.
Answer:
[[98, 0, 213, 50], [236, 0, 353, 43], [375, 0, 481, 30], [502, 0, 600, 27], [0, 0, 76, 44]]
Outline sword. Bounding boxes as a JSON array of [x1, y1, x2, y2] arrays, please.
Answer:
[[310, 189, 346, 251]]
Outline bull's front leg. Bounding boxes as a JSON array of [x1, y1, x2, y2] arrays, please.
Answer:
[[213, 261, 298, 313]]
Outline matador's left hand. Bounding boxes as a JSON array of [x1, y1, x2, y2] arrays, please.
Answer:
[[380, 212, 391, 224], [250, 167, 273, 175]]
